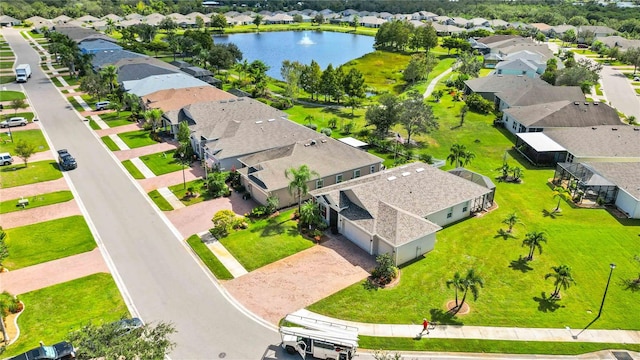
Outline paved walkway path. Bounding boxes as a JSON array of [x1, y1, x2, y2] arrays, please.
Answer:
[[157, 187, 185, 209], [292, 309, 640, 344], [198, 231, 247, 278], [129, 157, 155, 178], [108, 133, 130, 150], [89, 114, 109, 129], [0, 248, 109, 295], [424, 67, 454, 99]]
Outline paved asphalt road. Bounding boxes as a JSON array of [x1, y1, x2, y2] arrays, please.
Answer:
[[600, 65, 640, 119], [3, 29, 283, 359]]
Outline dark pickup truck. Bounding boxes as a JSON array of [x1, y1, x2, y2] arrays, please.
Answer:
[[8, 341, 76, 360], [57, 149, 77, 170]]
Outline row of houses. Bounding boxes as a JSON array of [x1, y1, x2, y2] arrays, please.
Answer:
[[48, 25, 498, 266], [463, 63, 640, 219]]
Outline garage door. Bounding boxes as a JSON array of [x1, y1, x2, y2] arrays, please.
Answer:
[[342, 220, 370, 254]]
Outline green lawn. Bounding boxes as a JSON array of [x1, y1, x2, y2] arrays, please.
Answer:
[[50, 77, 63, 87], [67, 96, 86, 112], [101, 135, 120, 151], [186, 234, 233, 280], [89, 119, 101, 130], [360, 336, 640, 354], [0, 160, 62, 188], [117, 130, 158, 149], [2, 274, 128, 358], [122, 159, 145, 179], [168, 179, 211, 206], [0, 74, 13, 84], [0, 90, 26, 101], [3, 215, 96, 269], [148, 189, 173, 211], [340, 50, 412, 96], [100, 110, 134, 127], [0, 61, 14, 69], [220, 210, 315, 271], [60, 75, 79, 86], [2, 112, 34, 121], [140, 149, 184, 175], [0, 190, 73, 214], [0, 129, 49, 153]]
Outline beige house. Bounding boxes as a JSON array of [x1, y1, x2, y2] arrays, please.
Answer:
[[142, 86, 236, 112]]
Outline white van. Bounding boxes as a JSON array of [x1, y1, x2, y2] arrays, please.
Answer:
[[0, 152, 14, 166]]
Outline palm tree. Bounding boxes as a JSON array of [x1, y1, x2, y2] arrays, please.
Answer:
[[447, 143, 466, 168], [522, 231, 547, 261], [299, 200, 320, 229], [285, 164, 319, 216], [545, 264, 576, 299], [458, 269, 484, 311], [502, 212, 523, 233], [100, 65, 118, 93], [552, 186, 572, 213], [446, 272, 465, 308], [143, 108, 163, 134]]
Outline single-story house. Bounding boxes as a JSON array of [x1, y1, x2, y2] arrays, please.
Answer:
[[431, 23, 465, 36], [52, 15, 72, 24], [102, 14, 123, 22], [142, 86, 236, 111], [529, 23, 552, 33], [467, 18, 490, 28], [546, 24, 577, 38], [122, 73, 209, 97], [598, 36, 640, 52], [116, 63, 179, 82], [310, 162, 495, 265], [360, 16, 386, 28], [502, 100, 621, 135], [125, 13, 144, 20], [514, 125, 640, 166], [91, 49, 146, 69], [53, 24, 115, 44], [144, 13, 166, 26], [495, 58, 544, 78], [496, 84, 584, 111], [497, 43, 554, 59], [238, 137, 382, 208], [76, 15, 100, 23], [464, 74, 549, 102], [265, 13, 294, 24], [553, 161, 640, 218], [488, 19, 509, 29], [447, 17, 470, 28], [25, 16, 54, 29], [78, 39, 122, 54], [0, 15, 21, 27], [577, 25, 616, 39]]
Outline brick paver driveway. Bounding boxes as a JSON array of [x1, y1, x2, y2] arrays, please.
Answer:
[[223, 236, 376, 325]]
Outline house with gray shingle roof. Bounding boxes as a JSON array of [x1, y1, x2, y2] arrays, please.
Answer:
[[91, 49, 146, 69], [496, 83, 584, 111], [0, 15, 21, 26], [116, 63, 179, 82], [79, 39, 122, 54], [463, 74, 549, 102], [311, 162, 494, 265], [502, 100, 621, 135], [495, 58, 544, 78], [26, 16, 54, 29], [53, 24, 115, 44]]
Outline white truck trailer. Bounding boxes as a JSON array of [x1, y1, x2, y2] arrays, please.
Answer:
[[280, 314, 358, 360], [15, 64, 31, 83]]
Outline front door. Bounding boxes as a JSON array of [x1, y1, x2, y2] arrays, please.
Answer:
[[329, 209, 338, 234]]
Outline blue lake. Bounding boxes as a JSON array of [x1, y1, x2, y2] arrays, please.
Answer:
[[214, 31, 375, 80]]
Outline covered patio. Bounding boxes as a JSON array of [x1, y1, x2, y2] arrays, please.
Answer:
[[515, 132, 568, 166], [553, 162, 618, 205]]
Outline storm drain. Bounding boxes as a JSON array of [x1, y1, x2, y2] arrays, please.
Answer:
[[612, 351, 633, 360]]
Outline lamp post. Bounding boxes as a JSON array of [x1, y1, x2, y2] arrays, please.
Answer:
[[180, 152, 186, 190], [597, 263, 616, 318]]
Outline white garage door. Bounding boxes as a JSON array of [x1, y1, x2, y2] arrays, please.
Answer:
[[342, 220, 370, 254]]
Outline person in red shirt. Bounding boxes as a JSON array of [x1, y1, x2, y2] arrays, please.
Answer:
[[422, 318, 430, 334]]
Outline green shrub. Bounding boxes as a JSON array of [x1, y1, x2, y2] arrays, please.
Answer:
[[371, 253, 399, 285], [320, 127, 332, 136], [209, 210, 238, 239], [465, 93, 494, 114], [305, 123, 318, 130]]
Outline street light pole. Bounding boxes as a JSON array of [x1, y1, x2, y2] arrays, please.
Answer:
[[180, 152, 186, 190], [597, 263, 616, 318]]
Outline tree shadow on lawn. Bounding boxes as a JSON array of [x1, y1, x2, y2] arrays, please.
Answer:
[[258, 218, 296, 237], [509, 256, 534, 273], [542, 208, 563, 219], [533, 292, 564, 313], [428, 308, 463, 326]]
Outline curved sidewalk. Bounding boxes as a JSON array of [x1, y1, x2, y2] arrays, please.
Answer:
[[292, 309, 640, 344]]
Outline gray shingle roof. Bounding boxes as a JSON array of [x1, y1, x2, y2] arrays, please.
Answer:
[[465, 74, 549, 94], [53, 24, 115, 43], [117, 63, 178, 82], [504, 101, 622, 128], [91, 50, 146, 69], [496, 84, 585, 108], [495, 58, 540, 72], [582, 162, 640, 200], [543, 126, 640, 159]]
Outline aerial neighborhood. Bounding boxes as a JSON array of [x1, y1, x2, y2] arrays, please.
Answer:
[[0, 0, 639, 359]]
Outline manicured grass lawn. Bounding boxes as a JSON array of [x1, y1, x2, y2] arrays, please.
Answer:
[[2, 274, 128, 358], [89, 119, 100, 130], [100, 110, 134, 127], [0, 74, 13, 84], [168, 179, 211, 206], [309, 159, 640, 330], [3, 216, 96, 269], [595, 83, 603, 96], [61, 75, 79, 86], [0, 190, 73, 214], [67, 96, 86, 112], [122, 159, 145, 179], [0, 160, 62, 188], [0, 61, 14, 69], [148, 189, 174, 210], [0, 90, 26, 101], [359, 336, 640, 354], [118, 130, 158, 149], [220, 210, 315, 271], [0, 129, 49, 153], [186, 234, 233, 280], [50, 77, 63, 87], [2, 112, 34, 121], [140, 149, 184, 176], [101, 135, 120, 151]]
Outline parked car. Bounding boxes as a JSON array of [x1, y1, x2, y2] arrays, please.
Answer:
[[57, 149, 77, 170], [0, 117, 28, 128], [8, 341, 76, 360], [95, 101, 110, 111], [0, 152, 14, 165], [634, 76, 640, 81]]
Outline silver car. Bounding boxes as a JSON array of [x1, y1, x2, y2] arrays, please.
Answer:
[[0, 117, 28, 128]]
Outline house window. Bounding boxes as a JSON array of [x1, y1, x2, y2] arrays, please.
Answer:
[[354, 169, 361, 178], [447, 212, 452, 218], [336, 174, 343, 183], [462, 206, 468, 212], [512, 121, 517, 130], [370, 165, 376, 173], [567, 154, 574, 163], [316, 179, 324, 189]]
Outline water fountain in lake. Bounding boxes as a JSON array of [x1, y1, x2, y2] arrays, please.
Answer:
[[298, 33, 315, 45]]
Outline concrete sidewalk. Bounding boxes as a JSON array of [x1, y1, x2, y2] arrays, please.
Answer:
[[292, 309, 640, 344]]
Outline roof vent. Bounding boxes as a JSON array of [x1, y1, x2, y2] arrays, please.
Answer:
[[634, 128, 639, 131], [592, 127, 597, 130], [416, 167, 425, 172], [387, 176, 397, 181], [593, 101, 599, 105], [321, 139, 327, 143], [574, 101, 579, 105], [402, 172, 411, 177], [268, 118, 275, 122], [584, 102, 589, 105], [310, 139, 317, 145], [255, 120, 263, 124], [612, 128, 617, 131]]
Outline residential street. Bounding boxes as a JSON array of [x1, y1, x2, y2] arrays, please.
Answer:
[[600, 65, 640, 119], [2, 28, 281, 359]]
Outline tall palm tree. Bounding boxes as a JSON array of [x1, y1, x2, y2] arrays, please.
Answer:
[[522, 231, 547, 261], [446, 272, 465, 308], [545, 264, 576, 299], [100, 65, 118, 93], [552, 186, 572, 212], [143, 108, 163, 134], [502, 212, 523, 233], [285, 164, 319, 216], [458, 269, 484, 311], [447, 143, 466, 168]]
